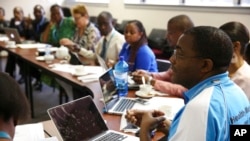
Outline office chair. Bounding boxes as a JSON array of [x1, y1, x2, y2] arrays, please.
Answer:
[[156, 59, 171, 72], [148, 28, 173, 59], [62, 7, 71, 17], [116, 20, 130, 34], [90, 16, 98, 27], [148, 28, 167, 50]]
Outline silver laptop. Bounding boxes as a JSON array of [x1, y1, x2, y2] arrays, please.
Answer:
[[99, 68, 146, 115], [47, 96, 139, 141], [3, 27, 34, 44]]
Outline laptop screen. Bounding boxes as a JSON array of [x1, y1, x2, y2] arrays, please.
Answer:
[[47, 96, 108, 141], [99, 69, 117, 104], [3, 27, 22, 43]]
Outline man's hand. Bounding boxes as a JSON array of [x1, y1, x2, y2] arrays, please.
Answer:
[[60, 38, 80, 52], [131, 70, 151, 84], [126, 109, 167, 141]]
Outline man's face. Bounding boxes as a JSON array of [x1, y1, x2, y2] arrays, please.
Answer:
[[97, 15, 112, 36], [169, 34, 202, 89], [34, 7, 44, 21], [14, 8, 23, 21], [166, 23, 183, 48]]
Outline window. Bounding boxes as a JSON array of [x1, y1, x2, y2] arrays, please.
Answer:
[[75, 0, 109, 4], [124, 0, 250, 7]]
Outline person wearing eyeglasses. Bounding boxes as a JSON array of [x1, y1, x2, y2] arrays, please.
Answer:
[[132, 15, 193, 97], [126, 26, 250, 141], [58, 4, 100, 101], [60, 4, 100, 65]]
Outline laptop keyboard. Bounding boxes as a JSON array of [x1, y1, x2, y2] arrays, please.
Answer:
[[95, 132, 128, 141], [114, 99, 135, 112]]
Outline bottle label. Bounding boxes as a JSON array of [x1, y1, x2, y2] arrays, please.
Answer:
[[113, 71, 128, 83]]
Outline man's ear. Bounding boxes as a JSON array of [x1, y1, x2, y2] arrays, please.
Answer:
[[200, 59, 213, 73]]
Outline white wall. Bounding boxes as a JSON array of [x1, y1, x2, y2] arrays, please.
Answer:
[[1, 0, 250, 35]]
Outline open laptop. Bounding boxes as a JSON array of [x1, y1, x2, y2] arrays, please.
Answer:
[[99, 68, 145, 115], [47, 96, 139, 141], [3, 27, 27, 44]]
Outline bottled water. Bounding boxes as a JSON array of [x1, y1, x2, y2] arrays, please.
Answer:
[[114, 56, 129, 97], [45, 45, 51, 55]]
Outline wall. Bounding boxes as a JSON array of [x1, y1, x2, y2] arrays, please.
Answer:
[[64, 0, 250, 34], [1, 0, 250, 35]]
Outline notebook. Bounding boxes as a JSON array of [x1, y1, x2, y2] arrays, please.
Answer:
[[99, 68, 140, 115], [47, 96, 139, 141], [3, 27, 34, 44]]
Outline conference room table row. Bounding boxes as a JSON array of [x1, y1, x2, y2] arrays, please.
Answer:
[[0, 42, 165, 140]]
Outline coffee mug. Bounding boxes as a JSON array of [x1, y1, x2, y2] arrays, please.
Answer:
[[139, 84, 153, 95], [6, 41, 16, 48]]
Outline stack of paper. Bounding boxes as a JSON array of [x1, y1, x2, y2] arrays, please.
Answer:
[[14, 123, 45, 141], [17, 43, 49, 49], [120, 97, 184, 133]]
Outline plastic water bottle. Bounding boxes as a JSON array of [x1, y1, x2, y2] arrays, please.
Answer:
[[114, 56, 129, 97], [45, 45, 51, 55]]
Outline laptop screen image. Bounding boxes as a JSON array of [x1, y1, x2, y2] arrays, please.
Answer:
[[99, 69, 137, 114], [47, 96, 108, 141], [99, 68, 117, 104]]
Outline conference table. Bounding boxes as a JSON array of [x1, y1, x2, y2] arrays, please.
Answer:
[[0, 42, 99, 117], [0, 42, 166, 140]]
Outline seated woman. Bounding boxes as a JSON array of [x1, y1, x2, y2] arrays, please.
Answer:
[[0, 72, 29, 141], [220, 21, 250, 100], [119, 20, 158, 72], [40, 4, 75, 47], [58, 4, 100, 101], [60, 4, 101, 65]]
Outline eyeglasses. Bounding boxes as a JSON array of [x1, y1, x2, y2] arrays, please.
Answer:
[[172, 50, 203, 60], [74, 16, 83, 22]]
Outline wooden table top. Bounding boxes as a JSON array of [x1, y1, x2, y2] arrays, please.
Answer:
[[0, 42, 165, 140]]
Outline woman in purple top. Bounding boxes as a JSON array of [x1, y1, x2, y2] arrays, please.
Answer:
[[119, 20, 158, 72]]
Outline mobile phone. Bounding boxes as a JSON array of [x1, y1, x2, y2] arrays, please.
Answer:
[[135, 98, 149, 105]]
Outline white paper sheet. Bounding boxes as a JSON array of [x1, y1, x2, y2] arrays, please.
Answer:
[[120, 97, 184, 132], [14, 123, 45, 141], [39, 136, 59, 141], [51, 64, 104, 75], [17, 43, 49, 49]]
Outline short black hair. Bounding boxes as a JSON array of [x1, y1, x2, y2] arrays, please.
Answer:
[[98, 11, 113, 21], [219, 21, 250, 55], [50, 4, 61, 11], [168, 14, 194, 32], [184, 26, 233, 71], [0, 72, 30, 122]]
